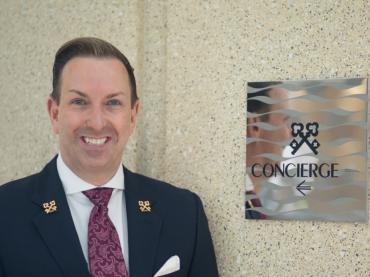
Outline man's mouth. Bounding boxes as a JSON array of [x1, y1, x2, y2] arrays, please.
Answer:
[[82, 136, 110, 145]]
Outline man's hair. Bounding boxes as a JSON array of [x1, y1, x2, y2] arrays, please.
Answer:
[[51, 37, 138, 106], [247, 82, 282, 115]]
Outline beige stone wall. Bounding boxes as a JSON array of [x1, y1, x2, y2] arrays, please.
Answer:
[[1, 1, 369, 276]]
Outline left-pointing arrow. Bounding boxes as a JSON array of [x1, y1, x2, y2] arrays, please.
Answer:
[[296, 180, 311, 196]]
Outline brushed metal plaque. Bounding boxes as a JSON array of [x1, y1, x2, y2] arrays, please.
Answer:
[[246, 78, 368, 222]]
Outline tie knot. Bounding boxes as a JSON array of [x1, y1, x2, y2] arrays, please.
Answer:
[[83, 188, 113, 207]]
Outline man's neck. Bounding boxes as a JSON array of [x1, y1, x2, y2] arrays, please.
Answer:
[[76, 170, 117, 186], [59, 154, 120, 186]]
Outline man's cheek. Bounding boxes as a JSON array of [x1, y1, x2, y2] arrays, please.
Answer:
[[51, 121, 60, 135]]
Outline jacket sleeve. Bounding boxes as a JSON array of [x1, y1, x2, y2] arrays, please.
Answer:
[[188, 193, 219, 277], [0, 257, 4, 277]]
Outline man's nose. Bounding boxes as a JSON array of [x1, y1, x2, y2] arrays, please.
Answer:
[[86, 106, 107, 130]]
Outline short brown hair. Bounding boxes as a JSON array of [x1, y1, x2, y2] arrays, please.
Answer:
[[51, 37, 138, 106]]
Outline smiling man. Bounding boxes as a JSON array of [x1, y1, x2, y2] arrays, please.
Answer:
[[0, 37, 218, 277], [48, 56, 138, 185]]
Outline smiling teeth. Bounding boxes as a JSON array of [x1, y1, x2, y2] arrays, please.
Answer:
[[84, 137, 107, 145]]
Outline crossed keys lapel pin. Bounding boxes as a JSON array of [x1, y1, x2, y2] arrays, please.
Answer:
[[43, 200, 57, 214], [138, 200, 151, 212]]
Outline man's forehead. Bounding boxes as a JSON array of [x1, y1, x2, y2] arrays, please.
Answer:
[[60, 57, 129, 86], [58, 57, 131, 99], [63, 56, 127, 72]]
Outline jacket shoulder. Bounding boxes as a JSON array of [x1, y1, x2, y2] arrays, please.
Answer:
[[125, 169, 198, 202], [0, 173, 42, 228], [0, 173, 39, 199]]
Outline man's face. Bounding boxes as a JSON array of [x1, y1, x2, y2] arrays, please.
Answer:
[[48, 57, 139, 181]]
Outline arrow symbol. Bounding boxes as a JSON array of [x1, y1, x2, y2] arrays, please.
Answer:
[[296, 180, 311, 196]]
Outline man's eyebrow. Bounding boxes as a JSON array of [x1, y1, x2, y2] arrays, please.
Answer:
[[67, 90, 126, 98], [106, 91, 126, 98], [68, 89, 87, 97]]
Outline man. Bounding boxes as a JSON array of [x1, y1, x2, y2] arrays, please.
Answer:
[[246, 82, 291, 219], [0, 37, 218, 277]]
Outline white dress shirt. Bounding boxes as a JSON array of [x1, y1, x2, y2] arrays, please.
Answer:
[[56, 154, 129, 272]]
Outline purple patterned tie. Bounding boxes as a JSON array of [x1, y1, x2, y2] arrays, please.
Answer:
[[83, 188, 128, 277]]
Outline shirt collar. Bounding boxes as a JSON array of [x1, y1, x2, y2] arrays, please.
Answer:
[[57, 153, 124, 195]]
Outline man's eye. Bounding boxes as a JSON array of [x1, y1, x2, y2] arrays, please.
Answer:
[[107, 99, 122, 106], [71, 99, 87, 105]]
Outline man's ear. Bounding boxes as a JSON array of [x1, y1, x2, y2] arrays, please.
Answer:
[[47, 96, 60, 134], [129, 100, 140, 134], [247, 117, 260, 138]]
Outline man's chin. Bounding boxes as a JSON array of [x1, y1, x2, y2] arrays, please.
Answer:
[[80, 157, 113, 170]]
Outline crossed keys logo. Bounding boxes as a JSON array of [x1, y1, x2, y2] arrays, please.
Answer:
[[138, 200, 151, 212], [43, 200, 57, 214], [290, 122, 320, 155]]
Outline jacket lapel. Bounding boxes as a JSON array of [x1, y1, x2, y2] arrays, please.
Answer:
[[31, 157, 90, 277], [125, 168, 162, 277]]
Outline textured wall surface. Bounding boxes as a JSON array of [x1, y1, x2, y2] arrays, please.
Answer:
[[1, 1, 369, 276]]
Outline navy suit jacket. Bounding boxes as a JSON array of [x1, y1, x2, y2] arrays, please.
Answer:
[[0, 157, 218, 277]]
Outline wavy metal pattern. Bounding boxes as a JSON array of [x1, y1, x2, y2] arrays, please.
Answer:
[[246, 78, 368, 222]]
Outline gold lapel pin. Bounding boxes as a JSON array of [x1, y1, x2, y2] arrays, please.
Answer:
[[138, 200, 151, 212], [43, 200, 57, 214]]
